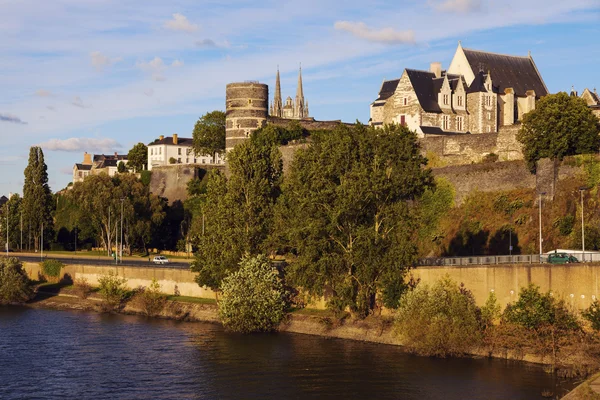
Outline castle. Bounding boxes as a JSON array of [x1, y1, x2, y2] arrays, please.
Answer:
[[369, 42, 548, 136], [270, 67, 309, 120]]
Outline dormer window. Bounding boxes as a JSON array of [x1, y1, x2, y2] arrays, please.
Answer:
[[443, 94, 449, 105], [457, 96, 463, 107]]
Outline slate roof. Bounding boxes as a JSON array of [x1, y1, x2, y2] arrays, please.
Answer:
[[74, 164, 92, 171], [375, 79, 400, 102], [149, 136, 194, 147], [93, 154, 127, 162], [420, 126, 465, 135], [0, 195, 8, 207], [462, 48, 548, 97], [406, 69, 442, 113]]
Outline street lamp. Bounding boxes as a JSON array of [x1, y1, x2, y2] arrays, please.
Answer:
[[579, 186, 588, 262], [120, 198, 124, 263], [538, 192, 546, 260]]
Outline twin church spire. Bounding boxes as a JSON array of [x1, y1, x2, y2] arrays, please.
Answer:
[[270, 66, 309, 119]]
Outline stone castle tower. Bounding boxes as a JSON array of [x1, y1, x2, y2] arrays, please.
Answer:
[[225, 82, 269, 152], [270, 66, 309, 119]]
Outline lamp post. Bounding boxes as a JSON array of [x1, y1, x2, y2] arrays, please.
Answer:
[[539, 192, 546, 260], [580, 187, 587, 262], [120, 198, 124, 263]]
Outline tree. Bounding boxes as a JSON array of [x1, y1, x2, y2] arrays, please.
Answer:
[[0, 194, 22, 251], [192, 110, 226, 162], [0, 257, 33, 305], [218, 255, 287, 333], [117, 161, 128, 174], [276, 123, 434, 317], [191, 132, 283, 291], [517, 92, 600, 173], [127, 143, 148, 172], [22, 147, 53, 251]]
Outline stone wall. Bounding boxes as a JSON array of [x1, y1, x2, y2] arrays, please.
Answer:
[[149, 165, 225, 204]]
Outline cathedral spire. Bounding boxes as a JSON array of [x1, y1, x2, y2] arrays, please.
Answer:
[[295, 64, 305, 118], [273, 66, 282, 117]]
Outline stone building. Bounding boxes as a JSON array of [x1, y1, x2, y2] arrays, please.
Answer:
[[370, 42, 548, 136], [147, 134, 224, 171], [269, 67, 309, 120], [72, 152, 129, 184], [580, 88, 600, 119]]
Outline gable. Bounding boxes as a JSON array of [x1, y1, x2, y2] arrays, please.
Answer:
[[406, 69, 441, 113]]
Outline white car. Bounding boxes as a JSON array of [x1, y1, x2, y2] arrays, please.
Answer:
[[152, 256, 169, 265]]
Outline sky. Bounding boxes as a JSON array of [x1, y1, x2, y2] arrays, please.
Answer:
[[0, 0, 599, 195]]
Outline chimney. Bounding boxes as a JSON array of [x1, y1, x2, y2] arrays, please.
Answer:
[[83, 152, 92, 165], [114, 152, 118, 158], [430, 62, 442, 79], [159, 135, 164, 140], [503, 88, 515, 126], [173, 133, 178, 145]]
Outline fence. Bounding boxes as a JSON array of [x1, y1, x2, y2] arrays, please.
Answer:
[[418, 252, 600, 267]]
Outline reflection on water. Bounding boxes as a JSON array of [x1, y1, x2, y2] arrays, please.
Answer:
[[0, 307, 575, 399]]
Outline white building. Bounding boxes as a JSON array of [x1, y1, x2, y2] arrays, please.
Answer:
[[147, 134, 224, 171]]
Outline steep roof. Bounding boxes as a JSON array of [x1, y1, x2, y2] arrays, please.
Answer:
[[375, 79, 400, 101], [148, 136, 193, 147], [462, 48, 548, 97], [406, 69, 442, 113], [0, 195, 7, 207], [74, 164, 92, 171], [93, 154, 128, 162], [420, 126, 465, 135]]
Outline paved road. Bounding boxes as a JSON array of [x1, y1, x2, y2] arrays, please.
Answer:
[[9, 254, 191, 270]]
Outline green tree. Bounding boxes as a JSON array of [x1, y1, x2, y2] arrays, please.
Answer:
[[0, 194, 22, 251], [191, 133, 282, 291], [117, 161, 128, 173], [22, 146, 53, 251], [192, 110, 226, 162], [0, 257, 33, 305], [517, 92, 600, 173], [218, 254, 287, 333], [127, 142, 148, 172], [276, 123, 433, 317]]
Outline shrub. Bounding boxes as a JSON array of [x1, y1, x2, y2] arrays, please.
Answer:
[[140, 170, 152, 186], [582, 300, 600, 331], [169, 157, 177, 164], [73, 277, 93, 299], [394, 277, 483, 357], [480, 291, 501, 330], [132, 279, 167, 317], [0, 257, 33, 305], [41, 259, 64, 281], [98, 271, 128, 311], [218, 255, 287, 333]]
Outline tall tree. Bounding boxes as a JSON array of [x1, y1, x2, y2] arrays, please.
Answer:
[[22, 147, 53, 251], [191, 132, 283, 291], [127, 142, 148, 172], [192, 110, 226, 162], [0, 195, 22, 251], [275, 123, 434, 317], [517, 92, 600, 172]]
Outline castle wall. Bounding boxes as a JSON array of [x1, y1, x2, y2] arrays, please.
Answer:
[[149, 165, 225, 204]]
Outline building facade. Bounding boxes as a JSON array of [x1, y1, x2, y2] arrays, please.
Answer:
[[147, 134, 224, 171], [370, 43, 548, 137], [72, 152, 128, 184], [269, 67, 309, 120], [580, 88, 600, 119]]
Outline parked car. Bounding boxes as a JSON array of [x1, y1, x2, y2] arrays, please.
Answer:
[[547, 252, 579, 264], [152, 256, 169, 265]]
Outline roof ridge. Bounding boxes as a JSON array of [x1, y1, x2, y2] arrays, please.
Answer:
[[463, 47, 530, 60], [406, 68, 434, 74]]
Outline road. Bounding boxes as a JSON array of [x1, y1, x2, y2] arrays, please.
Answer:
[[7, 252, 192, 270]]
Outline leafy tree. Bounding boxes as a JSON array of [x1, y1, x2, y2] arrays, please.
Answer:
[[0, 257, 33, 305], [0, 194, 23, 251], [192, 110, 226, 162], [191, 133, 282, 291], [127, 142, 148, 172], [41, 259, 64, 281], [22, 146, 54, 251], [275, 123, 433, 317], [394, 277, 483, 357], [117, 161, 128, 173], [582, 299, 600, 331], [517, 92, 600, 173], [218, 255, 287, 333]]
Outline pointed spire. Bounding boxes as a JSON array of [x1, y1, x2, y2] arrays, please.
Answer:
[[273, 66, 282, 117], [295, 63, 305, 118], [296, 63, 304, 100]]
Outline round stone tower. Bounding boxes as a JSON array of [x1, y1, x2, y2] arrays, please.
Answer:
[[225, 82, 269, 151]]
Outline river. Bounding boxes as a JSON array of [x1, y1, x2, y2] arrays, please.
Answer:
[[0, 307, 576, 399]]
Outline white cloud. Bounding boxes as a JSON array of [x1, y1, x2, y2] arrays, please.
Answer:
[[137, 56, 167, 81], [195, 39, 230, 49], [0, 113, 27, 124], [71, 96, 89, 108], [39, 137, 122, 153], [432, 0, 482, 13], [171, 59, 184, 67], [164, 13, 198, 33], [334, 21, 415, 44], [90, 51, 121, 70], [36, 89, 53, 97]]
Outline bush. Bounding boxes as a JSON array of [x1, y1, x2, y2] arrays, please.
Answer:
[[169, 157, 177, 164], [73, 277, 93, 299], [394, 277, 482, 357], [98, 271, 128, 311], [41, 259, 64, 281], [140, 170, 152, 186], [0, 257, 33, 305], [218, 255, 287, 333], [582, 300, 600, 331], [132, 279, 166, 317]]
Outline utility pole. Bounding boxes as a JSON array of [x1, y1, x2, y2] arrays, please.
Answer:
[[20, 212, 22, 252], [41, 222, 43, 260], [538, 193, 543, 259], [120, 199, 124, 263], [580, 187, 586, 262], [6, 206, 8, 256]]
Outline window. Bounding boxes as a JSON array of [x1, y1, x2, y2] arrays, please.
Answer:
[[159, 147, 162, 155], [442, 115, 450, 130], [485, 96, 492, 107], [400, 115, 406, 126], [443, 94, 449, 105], [403, 97, 408, 106], [487, 112, 491, 121], [186, 158, 189, 163], [456, 116, 463, 131], [487, 126, 492, 133], [457, 96, 463, 107], [248, 99, 253, 105], [151, 148, 154, 155], [78, 171, 83, 178], [177, 158, 181, 163], [194, 159, 197, 163], [202, 159, 206, 164], [178, 148, 182, 155]]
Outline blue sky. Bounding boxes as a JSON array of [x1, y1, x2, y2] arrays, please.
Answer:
[[1, 0, 599, 195]]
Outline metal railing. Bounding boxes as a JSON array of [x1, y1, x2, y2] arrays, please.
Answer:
[[418, 254, 543, 267]]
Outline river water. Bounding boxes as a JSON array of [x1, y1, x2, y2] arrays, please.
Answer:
[[0, 307, 576, 399]]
